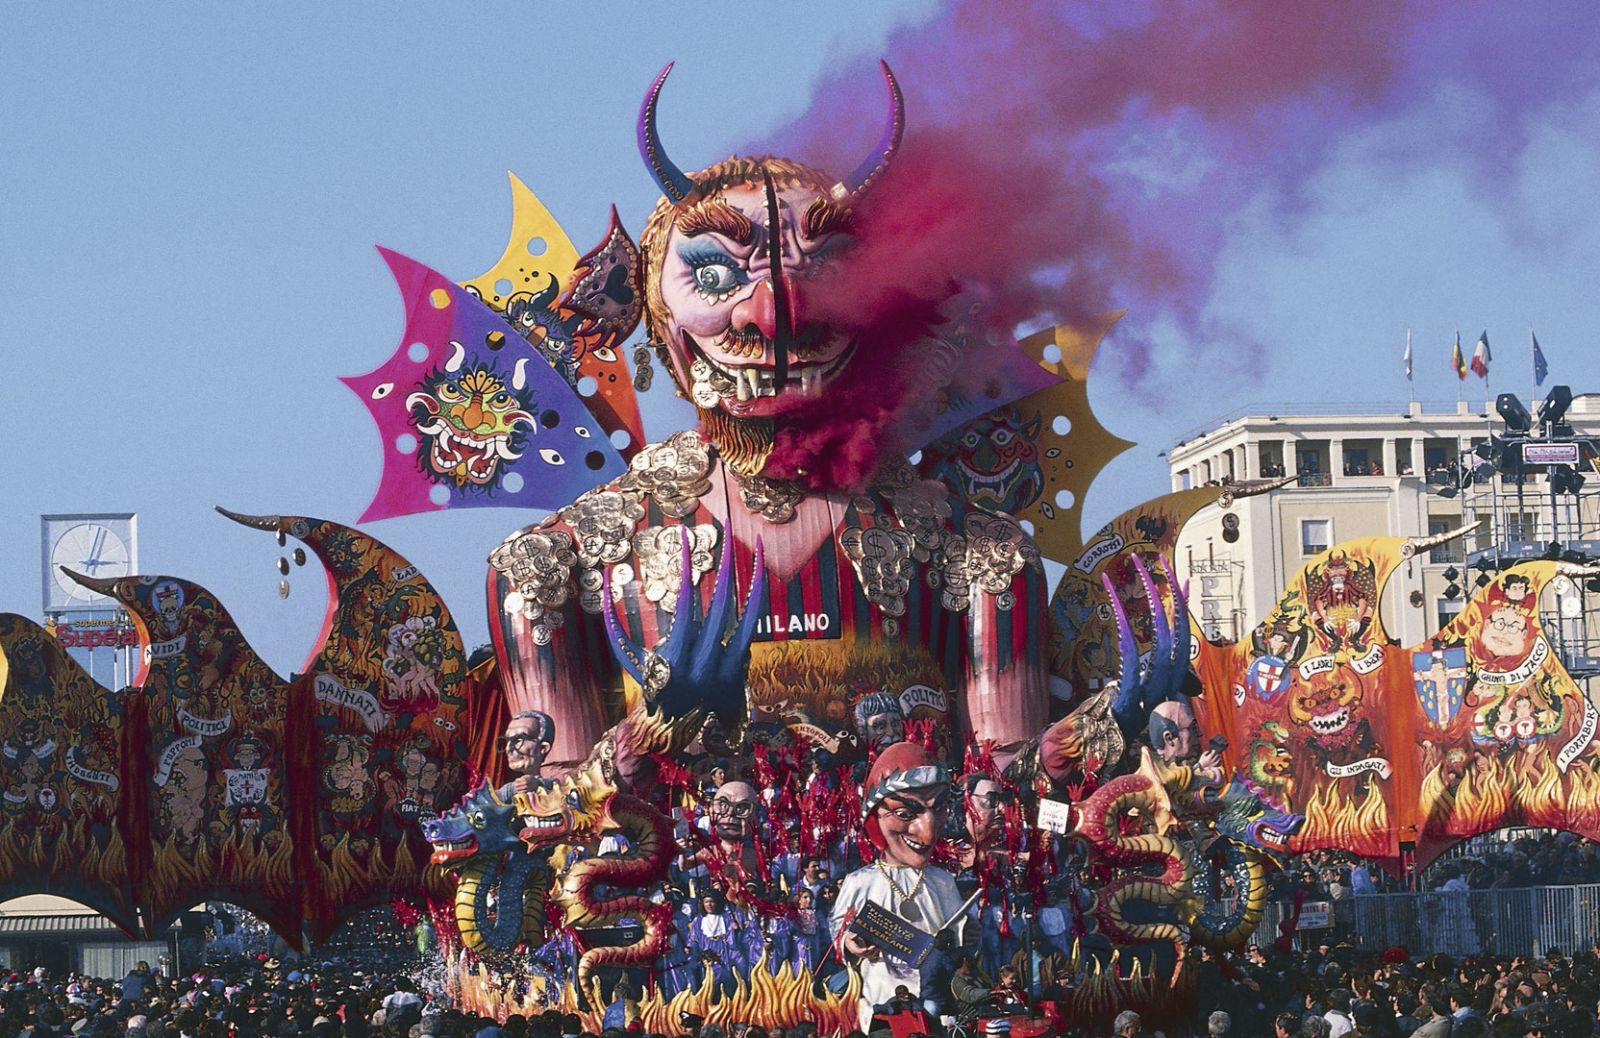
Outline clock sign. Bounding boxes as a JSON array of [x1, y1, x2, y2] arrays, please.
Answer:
[[41, 514, 137, 612]]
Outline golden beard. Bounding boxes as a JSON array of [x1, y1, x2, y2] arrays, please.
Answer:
[[698, 409, 774, 477]]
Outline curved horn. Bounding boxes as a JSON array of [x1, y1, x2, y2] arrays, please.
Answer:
[[215, 506, 282, 532], [638, 63, 695, 204], [529, 273, 561, 313], [61, 567, 119, 596], [1218, 473, 1296, 507], [1400, 517, 1482, 558], [836, 60, 905, 199]]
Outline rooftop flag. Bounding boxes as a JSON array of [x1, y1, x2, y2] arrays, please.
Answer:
[[1470, 330, 1491, 378]]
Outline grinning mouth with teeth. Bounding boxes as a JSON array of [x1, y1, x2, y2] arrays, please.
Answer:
[[428, 835, 479, 866], [953, 454, 1043, 505], [684, 332, 857, 403], [893, 835, 932, 862], [518, 813, 567, 840], [1255, 826, 1290, 850], [1309, 708, 1350, 736], [417, 424, 524, 484]]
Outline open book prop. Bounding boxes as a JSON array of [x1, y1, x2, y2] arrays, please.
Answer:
[[846, 890, 979, 968]]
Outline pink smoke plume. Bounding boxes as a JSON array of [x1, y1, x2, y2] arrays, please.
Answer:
[[750, 0, 1600, 386]]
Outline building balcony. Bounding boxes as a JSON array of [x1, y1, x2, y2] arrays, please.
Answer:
[[1297, 472, 1333, 488]]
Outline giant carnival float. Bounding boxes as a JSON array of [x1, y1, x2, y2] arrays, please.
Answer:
[[2, 62, 1597, 1034]]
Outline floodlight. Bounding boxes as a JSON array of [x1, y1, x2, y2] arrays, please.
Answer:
[[1497, 393, 1533, 433], [1538, 385, 1573, 427], [1552, 466, 1587, 496]]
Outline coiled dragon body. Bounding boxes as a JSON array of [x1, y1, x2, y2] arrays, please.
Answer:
[[1074, 750, 1302, 950], [515, 772, 674, 1000], [421, 783, 549, 957]]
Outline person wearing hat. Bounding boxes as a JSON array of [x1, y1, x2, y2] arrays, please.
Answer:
[[831, 742, 966, 1032]]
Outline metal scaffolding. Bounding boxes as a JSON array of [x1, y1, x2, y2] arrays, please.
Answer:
[[1445, 390, 1600, 680]]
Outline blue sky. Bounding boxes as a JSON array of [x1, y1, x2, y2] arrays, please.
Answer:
[[4, 3, 1598, 675]]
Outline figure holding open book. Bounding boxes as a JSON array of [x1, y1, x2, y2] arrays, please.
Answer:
[[831, 742, 969, 1031]]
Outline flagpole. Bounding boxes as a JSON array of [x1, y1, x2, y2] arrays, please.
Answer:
[[1405, 329, 1415, 405], [1530, 327, 1538, 414], [1452, 330, 1465, 407]]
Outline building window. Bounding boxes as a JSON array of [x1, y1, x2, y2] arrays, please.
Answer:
[[1179, 470, 1192, 490], [1506, 511, 1540, 542], [1428, 517, 1459, 564], [1258, 442, 1285, 478], [1437, 600, 1464, 633], [1301, 519, 1331, 556]]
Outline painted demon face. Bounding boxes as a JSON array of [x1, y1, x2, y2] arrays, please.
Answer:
[[406, 364, 535, 488], [875, 787, 949, 868], [1289, 679, 1363, 736], [925, 407, 1044, 513], [656, 181, 856, 418], [637, 63, 903, 431]]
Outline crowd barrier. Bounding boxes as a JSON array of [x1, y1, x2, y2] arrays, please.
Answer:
[[1251, 886, 1600, 958]]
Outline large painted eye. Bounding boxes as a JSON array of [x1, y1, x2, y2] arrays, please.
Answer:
[[694, 263, 742, 294], [993, 429, 1014, 447], [489, 392, 515, 410], [437, 382, 463, 402]]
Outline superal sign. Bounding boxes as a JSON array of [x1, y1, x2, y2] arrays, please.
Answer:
[[54, 621, 139, 649]]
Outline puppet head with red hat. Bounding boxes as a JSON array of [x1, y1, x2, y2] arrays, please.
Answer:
[[861, 742, 951, 868]]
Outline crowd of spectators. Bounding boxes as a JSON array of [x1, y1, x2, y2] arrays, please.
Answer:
[[1269, 851, 1409, 903], [10, 938, 1600, 1038], [1421, 833, 1600, 892], [1193, 939, 1600, 1038], [1260, 832, 1600, 906]]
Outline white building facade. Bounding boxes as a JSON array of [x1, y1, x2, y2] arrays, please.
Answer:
[[1167, 395, 1600, 665]]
